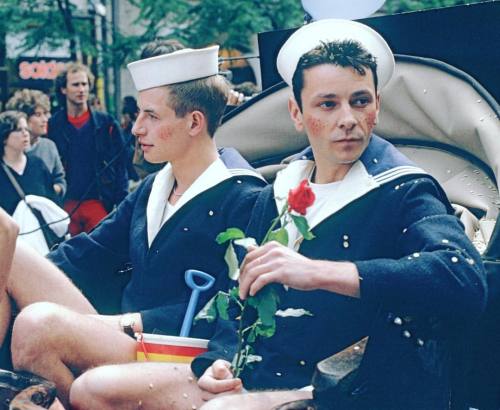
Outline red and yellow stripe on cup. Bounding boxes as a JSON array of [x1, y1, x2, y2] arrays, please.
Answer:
[[136, 334, 208, 364]]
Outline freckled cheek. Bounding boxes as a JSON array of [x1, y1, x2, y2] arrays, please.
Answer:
[[364, 111, 378, 130], [157, 126, 173, 141], [305, 116, 327, 135]]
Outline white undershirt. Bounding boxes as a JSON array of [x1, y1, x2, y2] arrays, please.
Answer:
[[160, 201, 177, 226], [286, 179, 341, 249]]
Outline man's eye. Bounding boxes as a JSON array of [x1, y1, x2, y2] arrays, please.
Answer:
[[319, 101, 336, 109], [352, 97, 371, 107]]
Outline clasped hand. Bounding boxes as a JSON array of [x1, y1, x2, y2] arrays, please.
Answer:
[[239, 241, 321, 299]]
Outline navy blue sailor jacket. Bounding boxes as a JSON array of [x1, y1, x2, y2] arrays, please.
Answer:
[[192, 136, 487, 409], [48, 147, 266, 338]]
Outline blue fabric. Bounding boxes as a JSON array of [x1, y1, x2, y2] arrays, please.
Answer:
[[48, 148, 266, 338], [0, 156, 56, 214], [48, 109, 128, 211], [192, 137, 487, 409], [65, 119, 99, 200]]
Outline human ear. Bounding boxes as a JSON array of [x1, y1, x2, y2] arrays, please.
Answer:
[[288, 97, 304, 132], [188, 110, 205, 136]]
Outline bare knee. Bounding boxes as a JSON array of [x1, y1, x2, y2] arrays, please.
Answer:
[[201, 394, 244, 410], [70, 367, 118, 410], [11, 302, 68, 370]]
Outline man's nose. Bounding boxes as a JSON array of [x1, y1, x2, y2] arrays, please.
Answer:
[[338, 104, 357, 130], [132, 117, 145, 137]]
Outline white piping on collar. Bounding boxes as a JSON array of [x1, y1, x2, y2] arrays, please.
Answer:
[[274, 160, 429, 236], [372, 165, 427, 184], [146, 158, 250, 246], [228, 168, 266, 180]]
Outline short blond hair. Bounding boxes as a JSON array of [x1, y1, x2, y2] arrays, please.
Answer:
[[6, 89, 50, 117]]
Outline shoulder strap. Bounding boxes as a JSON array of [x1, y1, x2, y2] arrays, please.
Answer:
[[1, 161, 43, 221], [1, 162, 25, 200]]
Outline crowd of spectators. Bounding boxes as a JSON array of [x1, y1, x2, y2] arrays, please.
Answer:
[[0, 61, 258, 253]]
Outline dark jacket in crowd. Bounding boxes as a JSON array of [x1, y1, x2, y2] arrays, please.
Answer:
[[48, 109, 128, 211]]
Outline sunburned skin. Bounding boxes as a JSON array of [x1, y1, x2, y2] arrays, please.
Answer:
[[364, 111, 378, 132]]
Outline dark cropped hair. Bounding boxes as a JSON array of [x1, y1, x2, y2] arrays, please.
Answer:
[[55, 62, 95, 105], [292, 40, 378, 111], [6, 89, 51, 117], [140, 39, 229, 137], [167, 76, 229, 137], [0, 111, 27, 157]]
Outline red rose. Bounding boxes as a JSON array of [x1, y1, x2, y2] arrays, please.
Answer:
[[287, 179, 315, 215]]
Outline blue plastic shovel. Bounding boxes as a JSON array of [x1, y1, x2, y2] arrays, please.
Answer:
[[180, 269, 216, 337]]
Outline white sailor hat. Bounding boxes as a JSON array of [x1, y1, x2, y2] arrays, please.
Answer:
[[277, 19, 394, 89], [127, 45, 219, 91]]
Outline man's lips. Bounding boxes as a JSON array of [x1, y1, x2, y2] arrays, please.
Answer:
[[332, 137, 363, 143], [140, 142, 154, 150]]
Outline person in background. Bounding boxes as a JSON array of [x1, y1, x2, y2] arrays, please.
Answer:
[[0, 111, 56, 215], [6, 89, 66, 202], [121, 95, 140, 182], [233, 81, 259, 100], [88, 93, 104, 112], [48, 62, 128, 235]]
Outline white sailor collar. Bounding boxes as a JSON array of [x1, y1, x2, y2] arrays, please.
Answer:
[[146, 158, 234, 246], [273, 159, 381, 231]]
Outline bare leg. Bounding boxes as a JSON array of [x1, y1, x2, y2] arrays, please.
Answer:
[[0, 293, 11, 347], [0, 209, 17, 292], [70, 362, 205, 410], [7, 242, 96, 313], [11, 302, 136, 408], [70, 362, 312, 410], [0, 210, 18, 345], [200, 390, 312, 410]]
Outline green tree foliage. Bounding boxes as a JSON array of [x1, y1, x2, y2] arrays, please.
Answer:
[[383, 0, 487, 14], [131, 0, 304, 52], [0, 0, 95, 58], [0, 0, 489, 63]]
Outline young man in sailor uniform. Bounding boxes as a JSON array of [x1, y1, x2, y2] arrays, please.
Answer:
[[190, 20, 487, 410], [60, 22, 485, 410], [10, 45, 265, 407]]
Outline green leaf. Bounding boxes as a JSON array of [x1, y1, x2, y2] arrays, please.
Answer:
[[234, 237, 257, 250], [216, 228, 245, 244], [291, 214, 315, 241], [248, 286, 279, 328], [215, 292, 230, 321], [229, 286, 240, 300], [194, 292, 220, 323], [247, 327, 257, 343], [254, 323, 276, 339], [224, 242, 240, 281], [267, 228, 289, 246]]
